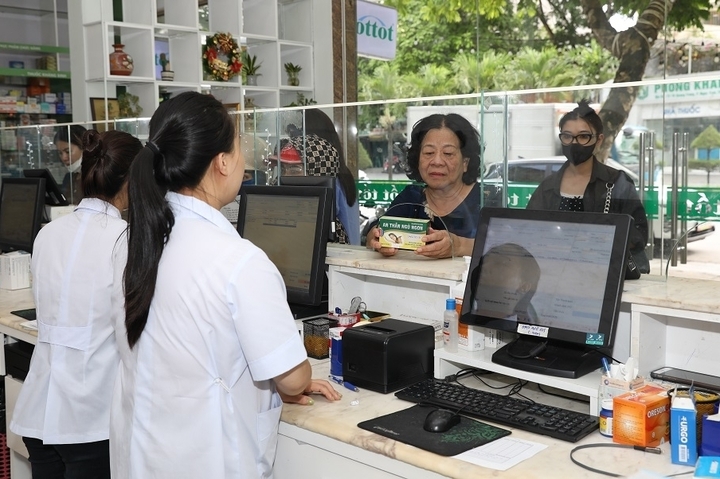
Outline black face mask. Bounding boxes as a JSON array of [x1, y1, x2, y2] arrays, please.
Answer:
[[562, 143, 595, 165]]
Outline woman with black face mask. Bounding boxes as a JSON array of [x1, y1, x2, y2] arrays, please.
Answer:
[[526, 99, 650, 276]]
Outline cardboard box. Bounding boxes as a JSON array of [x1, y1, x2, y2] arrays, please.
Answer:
[[378, 216, 428, 251], [670, 392, 697, 465], [0, 252, 31, 290], [613, 384, 670, 447]]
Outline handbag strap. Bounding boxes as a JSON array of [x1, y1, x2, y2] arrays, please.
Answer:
[[603, 182, 614, 214]]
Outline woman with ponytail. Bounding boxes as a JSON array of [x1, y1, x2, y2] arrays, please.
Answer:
[[10, 129, 141, 478], [113, 91, 339, 478]]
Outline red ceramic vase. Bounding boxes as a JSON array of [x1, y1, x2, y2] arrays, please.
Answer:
[[109, 44, 134, 76]]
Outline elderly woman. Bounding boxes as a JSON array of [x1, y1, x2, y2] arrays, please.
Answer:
[[366, 113, 482, 258]]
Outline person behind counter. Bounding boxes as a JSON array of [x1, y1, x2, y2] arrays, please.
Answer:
[[526, 99, 649, 275], [54, 124, 88, 204], [366, 113, 482, 258], [115, 91, 340, 478], [279, 108, 360, 245], [10, 129, 142, 479]]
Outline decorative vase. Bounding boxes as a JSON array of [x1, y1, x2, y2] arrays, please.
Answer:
[[287, 73, 299, 87], [109, 44, 134, 76], [246, 75, 257, 86]]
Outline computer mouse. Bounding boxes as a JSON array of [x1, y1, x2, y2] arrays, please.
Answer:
[[423, 408, 460, 433]]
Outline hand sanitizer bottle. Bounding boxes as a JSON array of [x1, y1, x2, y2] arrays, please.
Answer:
[[443, 298, 458, 352]]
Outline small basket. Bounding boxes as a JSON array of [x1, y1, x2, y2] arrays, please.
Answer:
[[302, 317, 339, 359]]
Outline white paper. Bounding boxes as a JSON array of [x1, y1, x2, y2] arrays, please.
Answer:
[[453, 436, 547, 471], [20, 320, 37, 331]]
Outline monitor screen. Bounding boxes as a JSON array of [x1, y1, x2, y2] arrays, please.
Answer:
[[23, 168, 70, 206], [460, 207, 633, 379], [0, 178, 47, 254], [236, 185, 332, 317], [278, 176, 336, 241]]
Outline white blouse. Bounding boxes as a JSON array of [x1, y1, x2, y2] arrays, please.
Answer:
[[10, 198, 126, 444]]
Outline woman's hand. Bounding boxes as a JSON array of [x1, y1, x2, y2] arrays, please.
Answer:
[[366, 226, 398, 257], [280, 379, 342, 406], [415, 228, 474, 259]]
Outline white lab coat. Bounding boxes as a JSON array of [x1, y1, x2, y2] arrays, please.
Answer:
[[110, 192, 307, 479], [10, 198, 125, 444]]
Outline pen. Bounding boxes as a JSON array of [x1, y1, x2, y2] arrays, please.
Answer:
[[328, 375, 343, 385], [343, 381, 360, 392], [334, 307, 342, 315], [601, 357, 612, 376]]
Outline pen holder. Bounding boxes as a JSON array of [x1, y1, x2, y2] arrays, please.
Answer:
[[599, 374, 645, 414], [302, 317, 339, 359]]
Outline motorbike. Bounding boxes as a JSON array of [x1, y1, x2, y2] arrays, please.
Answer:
[[382, 145, 406, 174]]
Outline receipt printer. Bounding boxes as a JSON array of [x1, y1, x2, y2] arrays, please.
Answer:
[[342, 318, 434, 394]]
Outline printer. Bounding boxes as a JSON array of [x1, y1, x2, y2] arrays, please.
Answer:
[[342, 318, 434, 394]]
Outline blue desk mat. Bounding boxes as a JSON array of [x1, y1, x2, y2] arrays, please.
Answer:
[[357, 404, 511, 456]]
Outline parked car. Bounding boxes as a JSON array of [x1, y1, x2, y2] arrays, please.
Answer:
[[480, 156, 714, 247]]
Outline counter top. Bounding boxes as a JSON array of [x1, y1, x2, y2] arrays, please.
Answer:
[[281, 361, 689, 479], [327, 245, 720, 316]]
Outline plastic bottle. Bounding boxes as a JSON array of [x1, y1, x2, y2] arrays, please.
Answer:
[[443, 298, 458, 352], [599, 398, 614, 437]]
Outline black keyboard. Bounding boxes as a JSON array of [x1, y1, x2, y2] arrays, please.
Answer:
[[395, 378, 598, 442]]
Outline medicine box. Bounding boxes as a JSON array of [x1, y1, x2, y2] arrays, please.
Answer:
[[670, 393, 697, 465], [613, 383, 670, 447], [599, 375, 645, 411], [458, 323, 484, 351], [0, 252, 31, 290], [378, 216, 428, 251]]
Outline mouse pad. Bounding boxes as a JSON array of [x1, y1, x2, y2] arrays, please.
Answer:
[[357, 405, 511, 456]]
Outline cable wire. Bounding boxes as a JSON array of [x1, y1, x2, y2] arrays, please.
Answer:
[[570, 443, 696, 477]]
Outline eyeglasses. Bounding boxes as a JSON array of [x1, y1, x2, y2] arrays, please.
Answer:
[[559, 132, 596, 146]]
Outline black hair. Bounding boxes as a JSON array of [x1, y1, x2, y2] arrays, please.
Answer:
[[558, 99, 604, 135], [298, 109, 357, 206], [54, 124, 87, 147], [124, 91, 236, 348], [405, 113, 481, 184], [81, 130, 142, 201]]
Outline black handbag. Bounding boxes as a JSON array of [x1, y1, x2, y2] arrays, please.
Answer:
[[604, 182, 649, 280]]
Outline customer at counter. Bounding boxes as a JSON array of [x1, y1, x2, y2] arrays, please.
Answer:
[[526, 100, 650, 275], [10, 129, 142, 478], [115, 91, 340, 478], [54, 124, 87, 204], [366, 113, 482, 258]]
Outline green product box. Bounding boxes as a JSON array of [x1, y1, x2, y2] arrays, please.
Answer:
[[378, 216, 429, 250]]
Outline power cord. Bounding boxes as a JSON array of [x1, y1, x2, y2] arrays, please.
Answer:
[[570, 444, 693, 477]]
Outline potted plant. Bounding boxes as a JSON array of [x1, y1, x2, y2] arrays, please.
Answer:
[[284, 62, 302, 86], [242, 52, 261, 86], [159, 53, 174, 81]]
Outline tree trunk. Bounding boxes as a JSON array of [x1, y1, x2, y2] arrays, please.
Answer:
[[582, 0, 675, 162]]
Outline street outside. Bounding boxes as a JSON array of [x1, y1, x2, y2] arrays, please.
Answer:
[[360, 167, 720, 280]]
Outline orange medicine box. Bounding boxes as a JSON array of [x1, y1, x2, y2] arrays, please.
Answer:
[[613, 384, 670, 447]]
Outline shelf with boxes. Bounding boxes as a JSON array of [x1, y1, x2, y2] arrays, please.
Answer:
[[69, 0, 321, 123]]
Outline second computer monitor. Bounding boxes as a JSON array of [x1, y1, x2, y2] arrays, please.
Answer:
[[0, 177, 47, 254], [278, 176, 336, 241], [23, 168, 70, 206], [236, 185, 333, 318]]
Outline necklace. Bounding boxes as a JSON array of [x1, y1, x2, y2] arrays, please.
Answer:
[[424, 184, 467, 219]]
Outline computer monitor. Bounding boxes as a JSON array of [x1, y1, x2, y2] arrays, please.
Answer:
[[278, 175, 336, 241], [0, 177, 47, 254], [23, 168, 70, 206], [236, 185, 333, 318], [460, 207, 633, 379]]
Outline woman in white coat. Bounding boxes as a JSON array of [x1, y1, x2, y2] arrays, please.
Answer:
[[114, 91, 340, 478], [10, 129, 142, 478]]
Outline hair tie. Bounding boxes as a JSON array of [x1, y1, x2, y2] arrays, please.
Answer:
[[146, 141, 161, 157]]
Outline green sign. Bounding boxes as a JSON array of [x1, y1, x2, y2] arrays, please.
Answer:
[[356, 180, 720, 221], [357, 180, 413, 206]]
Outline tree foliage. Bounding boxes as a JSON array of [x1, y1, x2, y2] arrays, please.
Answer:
[[376, 0, 719, 160]]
